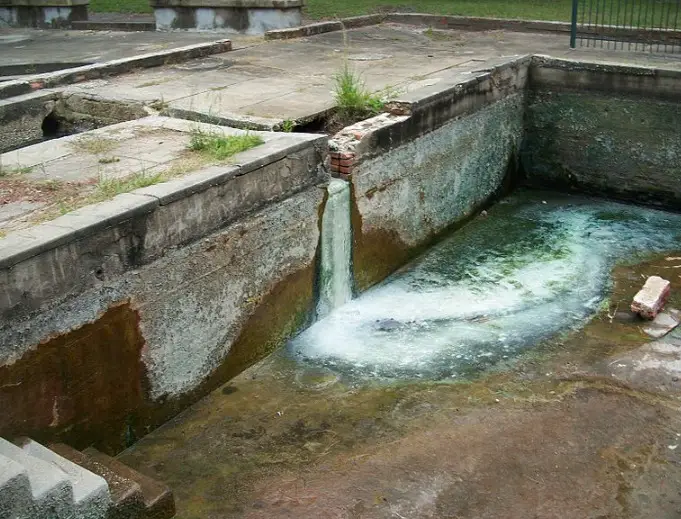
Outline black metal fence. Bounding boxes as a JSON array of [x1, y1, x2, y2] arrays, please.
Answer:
[[570, 0, 681, 53]]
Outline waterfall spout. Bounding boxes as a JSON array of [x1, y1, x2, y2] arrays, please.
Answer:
[[317, 179, 353, 319]]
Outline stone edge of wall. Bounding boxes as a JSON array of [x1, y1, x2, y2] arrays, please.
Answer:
[[530, 55, 681, 102], [265, 12, 681, 41], [328, 55, 531, 177], [0, 128, 328, 274], [265, 14, 384, 39], [0, 39, 233, 101]]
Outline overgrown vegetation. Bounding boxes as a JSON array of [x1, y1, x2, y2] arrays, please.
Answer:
[[333, 63, 385, 122], [188, 128, 264, 161]]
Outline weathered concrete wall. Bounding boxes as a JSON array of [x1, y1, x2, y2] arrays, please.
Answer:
[[0, 123, 326, 452], [332, 58, 528, 291], [0, 91, 59, 152], [0, 92, 148, 153], [151, 0, 303, 33], [522, 57, 681, 208], [0, 0, 88, 28]]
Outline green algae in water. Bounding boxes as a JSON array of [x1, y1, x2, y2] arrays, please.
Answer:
[[288, 191, 681, 380]]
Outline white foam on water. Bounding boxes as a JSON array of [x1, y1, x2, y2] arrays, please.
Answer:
[[289, 193, 681, 379]]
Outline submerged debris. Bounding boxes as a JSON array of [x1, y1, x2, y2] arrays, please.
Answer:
[[643, 309, 681, 339], [631, 275, 670, 319]]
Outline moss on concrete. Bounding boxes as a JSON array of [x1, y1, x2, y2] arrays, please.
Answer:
[[522, 91, 681, 208]]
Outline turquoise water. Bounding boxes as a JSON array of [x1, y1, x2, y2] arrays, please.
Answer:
[[288, 191, 681, 380]]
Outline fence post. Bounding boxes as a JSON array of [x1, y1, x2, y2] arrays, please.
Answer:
[[570, 0, 579, 48]]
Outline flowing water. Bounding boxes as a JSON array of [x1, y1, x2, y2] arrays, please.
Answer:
[[316, 178, 353, 319], [289, 190, 681, 380]]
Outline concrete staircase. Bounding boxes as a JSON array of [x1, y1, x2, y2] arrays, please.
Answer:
[[0, 437, 175, 519]]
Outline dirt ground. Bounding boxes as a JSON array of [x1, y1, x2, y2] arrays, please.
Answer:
[[117, 250, 681, 519]]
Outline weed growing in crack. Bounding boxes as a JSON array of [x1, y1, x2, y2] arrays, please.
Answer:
[[281, 119, 296, 132], [0, 156, 33, 177], [333, 63, 384, 121], [188, 128, 264, 161], [98, 156, 120, 164], [0, 165, 32, 177]]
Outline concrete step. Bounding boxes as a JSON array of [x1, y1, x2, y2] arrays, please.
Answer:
[[15, 438, 110, 519], [0, 437, 74, 519], [50, 444, 146, 519], [83, 448, 175, 519], [0, 452, 33, 519]]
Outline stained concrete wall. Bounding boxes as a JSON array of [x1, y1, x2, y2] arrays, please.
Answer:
[[151, 0, 303, 33], [522, 57, 681, 208], [0, 1, 87, 29], [0, 121, 326, 452], [335, 58, 529, 291]]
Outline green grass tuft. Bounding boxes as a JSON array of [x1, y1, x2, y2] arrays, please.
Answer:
[[333, 64, 384, 120], [96, 171, 166, 199], [0, 166, 32, 177], [188, 129, 264, 161], [281, 119, 296, 133]]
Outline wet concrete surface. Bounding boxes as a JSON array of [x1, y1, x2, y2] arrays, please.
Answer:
[[118, 194, 681, 519]]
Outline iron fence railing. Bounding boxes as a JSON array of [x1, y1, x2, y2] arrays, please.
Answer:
[[570, 0, 681, 53]]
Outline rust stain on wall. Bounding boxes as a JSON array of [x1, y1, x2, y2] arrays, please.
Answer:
[[0, 301, 148, 451], [350, 179, 412, 293], [205, 264, 316, 387], [135, 263, 319, 446]]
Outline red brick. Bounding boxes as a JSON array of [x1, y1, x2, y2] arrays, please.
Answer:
[[631, 276, 671, 319]]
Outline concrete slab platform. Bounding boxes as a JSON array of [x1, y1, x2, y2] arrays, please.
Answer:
[[0, 28, 239, 67], [50, 23, 681, 129], [0, 115, 322, 235]]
